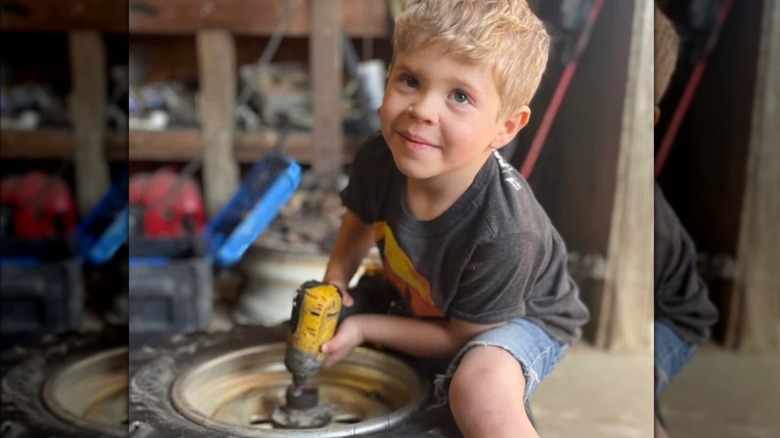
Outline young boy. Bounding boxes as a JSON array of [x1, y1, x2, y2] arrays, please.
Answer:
[[653, 5, 719, 437], [321, 1, 589, 436]]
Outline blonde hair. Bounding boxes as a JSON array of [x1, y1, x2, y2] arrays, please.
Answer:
[[393, 0, 550, 115], [654, 4, 679, 104]]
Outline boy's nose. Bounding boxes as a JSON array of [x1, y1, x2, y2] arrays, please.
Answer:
[[407, 95, 439, 124]]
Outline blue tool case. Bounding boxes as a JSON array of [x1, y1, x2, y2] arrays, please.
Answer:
[[75, 168, 129, 266], [128, 153, 302, 337], [129, 152, 302, 267]]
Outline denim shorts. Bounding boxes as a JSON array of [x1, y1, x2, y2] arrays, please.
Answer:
[[654, 320, 697, 398], [432, 318, 568, 405]]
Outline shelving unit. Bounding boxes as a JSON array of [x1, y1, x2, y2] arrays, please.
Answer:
[[0, 130, 126, 161], [0, 0, 127, 32], [1, 0, 390, 212], [126, 0, 391, 213], [127, 0, 389, 37], [0, 0, 127, 214]]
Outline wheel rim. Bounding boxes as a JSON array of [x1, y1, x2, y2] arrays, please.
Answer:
[[42, 347, 128, 437], [170, 342, 428, 437]]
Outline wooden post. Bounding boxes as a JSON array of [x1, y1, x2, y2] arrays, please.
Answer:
[[727, 0, 780, 352], [310, 0, 343, 190], [69, 30, 109, 215], [598, 0, 654, 352], [197, 30, 239, 216]]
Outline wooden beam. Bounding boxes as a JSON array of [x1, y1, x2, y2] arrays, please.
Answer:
[[126, 129, 362, 163], [309, 0, 343, 190], [598, 0, 654, 352], [197, 30, 239, 216], [727, 0, 780, 352], [0, 0, 127, 32], [69, 30, 109, 215], [0, 130, 125, 161], [129, 0, 387, 37]]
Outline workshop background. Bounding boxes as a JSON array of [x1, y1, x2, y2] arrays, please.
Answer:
[[0, 0, 777, 438], [654, 0, 780, 437]]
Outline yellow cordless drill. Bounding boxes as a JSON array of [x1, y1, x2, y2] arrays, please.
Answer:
[[272, 280, 342, 429]]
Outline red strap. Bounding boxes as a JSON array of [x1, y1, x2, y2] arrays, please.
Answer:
[[655, 0, 734, 177], [521, 0, 605, 179]]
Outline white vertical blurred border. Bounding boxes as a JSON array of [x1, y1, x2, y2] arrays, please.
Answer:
[[602, 0, 655, 353], [731, 0, 780, 352]]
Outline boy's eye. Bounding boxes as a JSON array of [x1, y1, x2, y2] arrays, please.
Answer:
[[451, 91, 470, 104], [402, 75, 419, 88]]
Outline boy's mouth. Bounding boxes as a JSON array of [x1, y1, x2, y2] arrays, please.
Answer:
[[397, 131, 438, 148]]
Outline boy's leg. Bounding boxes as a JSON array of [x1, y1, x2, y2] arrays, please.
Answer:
[[654, 320, 697, 398], [654, 320, 697, 436], [437, 318, 567, 438], [655, 415, 671, 438], [450, 345, 536, 437]]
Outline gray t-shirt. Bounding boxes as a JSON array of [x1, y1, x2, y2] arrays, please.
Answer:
[[654, 183, 718, 344], [341, 135, 589, 345]]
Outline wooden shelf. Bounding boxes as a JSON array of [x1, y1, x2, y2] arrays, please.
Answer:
[[129, 0, 389, 37], [0, 129, 363, 164], [2, 0, 389, 36], [128, 129, 362, 164], [0, 0, 127, 32], [0, 129, 126, 161]]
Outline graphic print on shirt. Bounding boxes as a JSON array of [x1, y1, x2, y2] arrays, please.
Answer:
[[374, 222, 443, 317]]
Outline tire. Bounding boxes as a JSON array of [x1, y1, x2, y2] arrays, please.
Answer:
[[129, 325, 464, 438], [1, 329, 127, 438]]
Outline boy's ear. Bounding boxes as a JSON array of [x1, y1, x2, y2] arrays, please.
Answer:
[[490, 105, 532, 149]]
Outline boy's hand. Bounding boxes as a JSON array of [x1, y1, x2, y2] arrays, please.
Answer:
[[322, 316, 364, 368]]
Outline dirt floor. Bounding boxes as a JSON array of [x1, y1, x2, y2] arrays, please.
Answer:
[[532, 343, 780, 438]]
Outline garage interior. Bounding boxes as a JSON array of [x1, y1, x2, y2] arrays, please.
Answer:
[[0, 0, 777, 437]]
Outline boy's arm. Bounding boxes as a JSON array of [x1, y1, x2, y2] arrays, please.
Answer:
[[323, 208, 375, 307], [322, 314, 504, 367]]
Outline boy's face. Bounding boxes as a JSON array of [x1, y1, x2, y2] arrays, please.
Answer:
[[379, 42, 529, 184]]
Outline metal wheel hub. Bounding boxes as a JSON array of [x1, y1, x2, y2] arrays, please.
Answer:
[[171, 342, 428, 437], [42, 347, 128, 437]]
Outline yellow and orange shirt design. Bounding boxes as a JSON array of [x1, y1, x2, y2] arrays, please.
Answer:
[[374, 222, 443, 317]]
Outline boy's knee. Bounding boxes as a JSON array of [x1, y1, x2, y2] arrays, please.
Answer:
[[449, 345, 526, 402], [448, 345, 535, 437]]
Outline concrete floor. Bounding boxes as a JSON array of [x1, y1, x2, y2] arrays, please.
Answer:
[[532, 345, 654, 438], [660, 345, 780, 438], [531, 344, 780, 438]]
